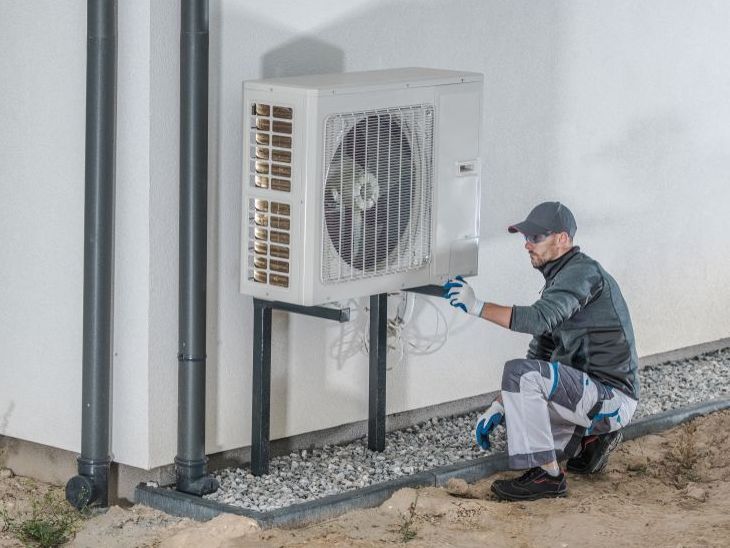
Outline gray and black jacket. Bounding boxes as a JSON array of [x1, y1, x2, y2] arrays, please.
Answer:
[[509, 247, 639, 400]]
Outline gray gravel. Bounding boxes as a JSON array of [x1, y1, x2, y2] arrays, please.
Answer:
[[206, 347, 730, 511], [634, 348, 730, 417]]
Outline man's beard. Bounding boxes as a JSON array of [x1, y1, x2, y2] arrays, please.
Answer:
[[530, 253, 546, 268]]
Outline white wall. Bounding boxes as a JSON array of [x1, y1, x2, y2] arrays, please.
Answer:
[[1, 0, 729, 469], [0, 0, 152, 466], [1, 1, 86, 452]]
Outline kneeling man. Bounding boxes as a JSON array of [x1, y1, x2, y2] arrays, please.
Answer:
[[444, 201, 639, 501]]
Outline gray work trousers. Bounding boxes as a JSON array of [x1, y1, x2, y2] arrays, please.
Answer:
[[501, 359, 638, 470]]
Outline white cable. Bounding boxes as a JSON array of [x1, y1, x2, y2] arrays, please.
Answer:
[[330, 291, 455, 369], [328, 297, 369, 362], [401, 293, 449, 355]]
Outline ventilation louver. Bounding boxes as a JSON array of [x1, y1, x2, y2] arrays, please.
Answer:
[[246, 103, 293, 288], [250, 103, 293, 193], [247, 198, 291, 288]]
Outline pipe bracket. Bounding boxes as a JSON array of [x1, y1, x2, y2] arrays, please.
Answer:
[[177, 353, 207, 362]]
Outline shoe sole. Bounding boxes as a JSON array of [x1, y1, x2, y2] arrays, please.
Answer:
[[490, 483, 567, 501], [567, 430, 623, 475]]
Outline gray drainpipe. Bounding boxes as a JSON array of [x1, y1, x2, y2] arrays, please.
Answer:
[[65, 0, 117, 509], [175, 0, 218, 496]]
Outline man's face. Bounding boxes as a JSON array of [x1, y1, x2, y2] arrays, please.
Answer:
[[524, 233, 564, 268]]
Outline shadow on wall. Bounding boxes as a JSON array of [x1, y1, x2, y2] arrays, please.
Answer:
[[0, 403, 16, 467], [206, 3, 346, 450], [262, 37, 345, 440], [262, 36, 345, 79], [206, 0, 224, 456], [207, 0, 565, 446], [1, 403, 14, 435], [205, 5, 350, 446]]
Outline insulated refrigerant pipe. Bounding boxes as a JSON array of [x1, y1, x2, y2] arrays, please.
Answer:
[[66, 0, 117, 509], [175, 0, 218, 496]]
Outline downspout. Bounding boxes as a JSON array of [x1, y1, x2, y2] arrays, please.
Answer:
[[175, 0, 218, 496], [66, 0, 117, 509]]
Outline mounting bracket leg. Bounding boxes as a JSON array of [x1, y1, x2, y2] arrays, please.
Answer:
[[251, 299, 272, 476], [250, 298, 350, 476], [368, 293, 388, 451], [249, 288, 442, 474]]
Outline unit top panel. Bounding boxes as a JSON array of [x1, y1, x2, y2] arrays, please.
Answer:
[[244, 67, 483, 96]]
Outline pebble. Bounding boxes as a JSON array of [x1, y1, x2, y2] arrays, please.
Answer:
[[686, 485, 708, 502], [205, 348, 730, 512], [445, 478, 469, 497]]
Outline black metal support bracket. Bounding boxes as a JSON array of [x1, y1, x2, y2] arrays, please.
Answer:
[[366, 286, 443, 451], [403, 284, 444, 297], [251, 298, 350, 476], [249, 286, 444, 475], [368, 294, 388, 451], [251, 300, 272, 476]]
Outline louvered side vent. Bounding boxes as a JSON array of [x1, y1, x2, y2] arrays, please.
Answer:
[[247, 199, 291, 288], [247, 102, 293, 289], [250, 103, 293, 192], [321, 105, 434, 284]]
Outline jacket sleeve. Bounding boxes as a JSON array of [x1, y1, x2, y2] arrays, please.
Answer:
[[510, 264, 603, 336], [526, 333, 556, 361]]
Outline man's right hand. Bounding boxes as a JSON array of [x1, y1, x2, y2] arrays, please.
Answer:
[[475, 400, 505, 450], [443, 275, 485, 316]]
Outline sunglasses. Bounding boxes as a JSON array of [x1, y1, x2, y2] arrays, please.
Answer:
[[524, 232, 553, 244]]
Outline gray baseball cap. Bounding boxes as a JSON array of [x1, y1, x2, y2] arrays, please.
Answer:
[[508, 201, 577, 238]]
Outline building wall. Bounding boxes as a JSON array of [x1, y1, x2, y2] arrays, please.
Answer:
[[0, 0, 152, 466], [1, 0, 728, 469], [1, 0, 86, 454]]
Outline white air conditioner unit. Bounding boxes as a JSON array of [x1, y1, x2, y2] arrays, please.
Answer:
[[240, 67, 482, 306]]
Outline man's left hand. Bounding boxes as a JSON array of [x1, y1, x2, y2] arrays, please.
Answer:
[[443, 275, 485, 316], [475, 400, 505, 450]]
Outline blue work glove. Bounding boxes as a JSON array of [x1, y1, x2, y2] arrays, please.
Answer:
[[442, 275, 485, 316], [475, 401, 505, 450]]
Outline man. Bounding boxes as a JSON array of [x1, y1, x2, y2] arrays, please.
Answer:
[[443, 201, 639, 501]]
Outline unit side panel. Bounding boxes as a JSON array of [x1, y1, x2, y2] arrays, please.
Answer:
[[430, 82, 482, 281], [298, 93, 323, 305], [240, 87, 307, 302]]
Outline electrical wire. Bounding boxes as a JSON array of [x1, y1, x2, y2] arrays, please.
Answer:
[[328, 297, 370, 363], [329, 291, 457, 371]]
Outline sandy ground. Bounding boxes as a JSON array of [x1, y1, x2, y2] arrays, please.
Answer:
[[2, 410, 730, 547]]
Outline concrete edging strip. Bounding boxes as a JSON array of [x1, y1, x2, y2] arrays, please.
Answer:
[[135, 397, 730, 527], [136, 471, 436, 528], [620, 397, 730, 441]]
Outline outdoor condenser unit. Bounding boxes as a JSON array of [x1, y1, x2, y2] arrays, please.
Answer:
[[240, 68, 483, 306]]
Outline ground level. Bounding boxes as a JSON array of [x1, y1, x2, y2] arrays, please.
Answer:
[[2, 410, 729, 547]]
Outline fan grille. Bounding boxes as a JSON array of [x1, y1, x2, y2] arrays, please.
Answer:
[[321, 105, 434, 284]]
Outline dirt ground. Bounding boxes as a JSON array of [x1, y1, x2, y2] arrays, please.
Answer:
[[2, 410, 730, 547]]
